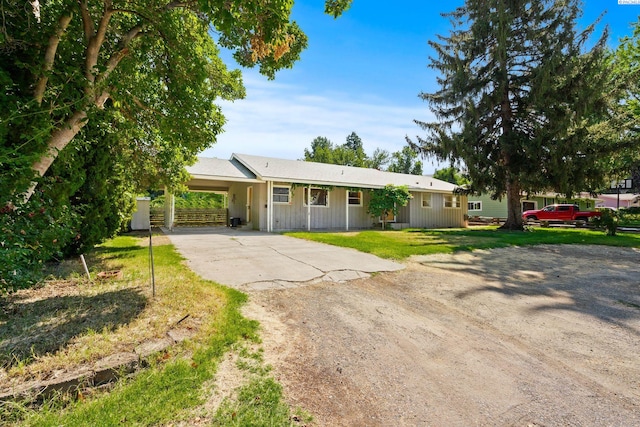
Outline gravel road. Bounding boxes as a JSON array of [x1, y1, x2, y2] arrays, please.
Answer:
[[244, 245, 640, 426]]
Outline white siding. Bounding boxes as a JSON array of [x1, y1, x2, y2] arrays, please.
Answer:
[[271, 186, 373, 231]]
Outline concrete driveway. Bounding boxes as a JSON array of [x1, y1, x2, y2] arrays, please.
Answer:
[[163, 227, 404, 290]]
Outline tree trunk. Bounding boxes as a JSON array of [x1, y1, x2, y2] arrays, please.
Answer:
[[500, 179, 524, 230], [23, 109, 89, 200]]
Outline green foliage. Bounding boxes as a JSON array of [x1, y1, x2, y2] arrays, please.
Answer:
[[0, 193, 78, 293], [593, 209, 619, 236], [367, 185, 411, 229], [607, 19, 640, 187], [433, 166, 469, 185], [151, 193, 226, 208], [303, 133, 370, 167], [368, 148, 391, 170], [48, 126, 136, 256], [303, 136, 425, 174], [387, 146, 423, 175], [325, 0, 353, 18], [0, 0, 352, 291], [413, 0, 621, 230]]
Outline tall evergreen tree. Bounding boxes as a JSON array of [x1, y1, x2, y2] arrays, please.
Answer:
[[412, 0, 618, 229], [343, 132, 368, 167], [433, 166, 469, 185]]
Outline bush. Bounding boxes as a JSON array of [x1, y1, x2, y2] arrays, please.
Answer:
[[593, 209, 619, 236], [0, 193, 78, 293]]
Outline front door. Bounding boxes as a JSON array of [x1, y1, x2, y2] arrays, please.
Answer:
[[246, 186, 253, 223]]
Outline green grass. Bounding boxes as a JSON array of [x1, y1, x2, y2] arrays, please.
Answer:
[[285, 227, 640, 260], [10, 234, 299, 427], [213, 377, 309, 427]]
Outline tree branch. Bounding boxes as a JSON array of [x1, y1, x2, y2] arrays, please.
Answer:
[[78, 0, 93, 42], [84, 1, 114, 84], [94, 25, 142, 90], [34, 13, 72, 105]]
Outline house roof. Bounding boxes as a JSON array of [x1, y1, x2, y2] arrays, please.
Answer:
[[598, 193, 640, 202], [229, 153, 457, 193], [187, 157, 259, 182]]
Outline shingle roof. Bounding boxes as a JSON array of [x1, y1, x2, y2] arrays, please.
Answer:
[[232, 153, 456, 193], [186, 154, 457, 193]]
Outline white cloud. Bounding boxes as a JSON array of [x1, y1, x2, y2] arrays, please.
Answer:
[[199, 74, 441, 172]]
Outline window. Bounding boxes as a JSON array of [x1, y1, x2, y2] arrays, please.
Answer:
[[304, 188, 329, 207], [468, 201, 482, 211], [444, 195, 461, 208], [348, 191, 362, 206], [421, 193, 432, 208], [272, 186, 291, 204]]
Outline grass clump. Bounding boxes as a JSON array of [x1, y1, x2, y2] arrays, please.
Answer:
[[286, 227, 640, 260]]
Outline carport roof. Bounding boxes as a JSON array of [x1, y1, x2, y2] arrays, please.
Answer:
[[187, 157, 258, 182], [186, 153, 458, 193]]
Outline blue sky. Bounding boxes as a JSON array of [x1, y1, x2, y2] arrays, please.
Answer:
[[201, 1, 640, 174]]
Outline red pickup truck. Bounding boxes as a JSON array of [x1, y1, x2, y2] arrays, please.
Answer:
[[522, 204, 601, 224]]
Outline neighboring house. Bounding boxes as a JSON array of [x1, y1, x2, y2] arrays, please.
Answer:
[[163, 153, 467, 232], [467, 192, 602, 219], [597, 193, 640, 209]]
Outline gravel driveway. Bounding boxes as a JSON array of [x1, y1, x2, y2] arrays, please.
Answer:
[[243, 244, 640, 426]]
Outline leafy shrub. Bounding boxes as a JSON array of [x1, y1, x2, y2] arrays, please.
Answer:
[[0, 193, 78, 293], [618, 206, 640, 228], [592, 209, 618, 236]]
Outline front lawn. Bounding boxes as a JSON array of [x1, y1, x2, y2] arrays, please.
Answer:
[[285, 227, 640, 260], [3, 233, 301, 426]]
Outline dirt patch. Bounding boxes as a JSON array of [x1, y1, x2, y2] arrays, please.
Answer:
[[244, 245, 640, 426]]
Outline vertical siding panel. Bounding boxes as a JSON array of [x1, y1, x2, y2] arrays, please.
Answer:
[[409, 192, 466, 228]]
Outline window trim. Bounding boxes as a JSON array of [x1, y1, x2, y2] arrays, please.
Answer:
[[444, 194, 461, 209], [468, 201, 482, 211], [272, 185, 291, 205], [348, 190, 363, 207], [421, 193, 432, 209], [304, 187, 330, 208]]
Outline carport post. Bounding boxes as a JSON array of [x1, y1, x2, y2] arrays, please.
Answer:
[[345, 189, 349, 231], [164, 189, 174, 230], [267, 181, 272, 232], [307, 185, 311, 231]]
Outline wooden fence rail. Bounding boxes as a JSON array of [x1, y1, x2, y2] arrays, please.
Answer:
[[150, 208, 228, 227]]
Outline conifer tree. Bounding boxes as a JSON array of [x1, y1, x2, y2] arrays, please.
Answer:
[[412, 0, 616, 229]]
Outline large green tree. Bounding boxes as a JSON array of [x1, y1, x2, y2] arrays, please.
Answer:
[[0, 0, 352, 203], [0, 0, 353, 291], [412, 0, 622, 230], [387, 145, 423, 175], [304, 132, 370, 167], [609, 18, 640, 192]]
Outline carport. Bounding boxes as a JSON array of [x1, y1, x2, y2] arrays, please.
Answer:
[[163, 157, 261, 230]]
